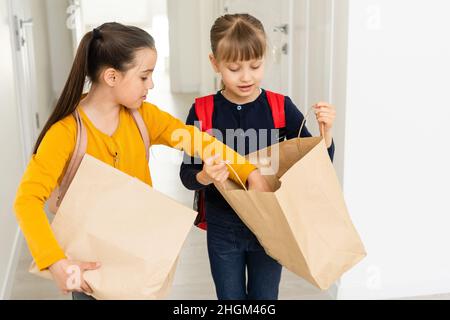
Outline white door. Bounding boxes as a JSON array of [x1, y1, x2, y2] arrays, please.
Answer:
[[219, 0, 292, 95], [8, 0, 39, 151]]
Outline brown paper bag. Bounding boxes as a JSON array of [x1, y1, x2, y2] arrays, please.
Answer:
[[216, 137, 366, 290], [30, 154, 197, 300]]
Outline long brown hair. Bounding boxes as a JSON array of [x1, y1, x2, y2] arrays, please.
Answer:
[[210, 13, 267, 63], [33, 22, 155, 154]]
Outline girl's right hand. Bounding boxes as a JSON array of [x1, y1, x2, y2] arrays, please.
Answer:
[[48, 258, 101, 295], [197, 155, 230, 185], [247, 169, 272, 192]]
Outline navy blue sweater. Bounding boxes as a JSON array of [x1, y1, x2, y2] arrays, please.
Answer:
[[179, 89, 335, 216]]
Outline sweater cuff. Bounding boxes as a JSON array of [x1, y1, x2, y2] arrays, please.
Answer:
[[228, 163, 257, 188], [36, 249, 66, 271]]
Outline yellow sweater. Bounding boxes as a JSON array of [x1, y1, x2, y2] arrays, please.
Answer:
[[14, 102, 256, 270]]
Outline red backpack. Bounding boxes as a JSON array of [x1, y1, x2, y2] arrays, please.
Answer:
[[193, 90, 286, 230]]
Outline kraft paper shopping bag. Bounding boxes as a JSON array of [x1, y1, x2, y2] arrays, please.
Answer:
[[216, 137, 366, 290], [30, 154, 197, 300]]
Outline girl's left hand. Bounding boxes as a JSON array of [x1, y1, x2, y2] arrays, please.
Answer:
[[314, 102, 336, 132]]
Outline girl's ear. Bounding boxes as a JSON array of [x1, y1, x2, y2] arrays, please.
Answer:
[[209, 54, 220, 73], [103, 68, 118, 87]]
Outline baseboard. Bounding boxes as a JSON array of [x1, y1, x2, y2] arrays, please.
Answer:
[[0, 227, 23, 300]]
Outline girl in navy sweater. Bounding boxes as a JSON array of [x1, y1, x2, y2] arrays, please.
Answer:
[[180, 14, 336, 300]]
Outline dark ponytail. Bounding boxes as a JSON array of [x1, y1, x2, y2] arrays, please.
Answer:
[[33, 22, 155, 154]]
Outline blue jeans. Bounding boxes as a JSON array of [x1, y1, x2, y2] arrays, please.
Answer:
[[72, 292, 96, 300], [206, 211, 282, 300]]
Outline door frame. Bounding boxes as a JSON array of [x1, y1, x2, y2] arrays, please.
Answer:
[[8, 0, 39, 154]]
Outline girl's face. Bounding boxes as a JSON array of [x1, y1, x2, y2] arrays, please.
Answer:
[[114, 48, 157, 109], [211, 55, 265, 103]]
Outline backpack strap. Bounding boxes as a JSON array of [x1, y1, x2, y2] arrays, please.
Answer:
[[56, 110, 87, 207], [266, 90, 286, 129], [129, 109, 150, 162], [194, 95, 215, 133], [195, 92, 286, 131], [193, 95, 215, 232]]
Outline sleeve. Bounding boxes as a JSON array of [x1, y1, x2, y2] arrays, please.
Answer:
[[139, 102, 257, 186], [284, 97, 335, 162], [13, 120, 76, 270], [179, 105, 208, 191]]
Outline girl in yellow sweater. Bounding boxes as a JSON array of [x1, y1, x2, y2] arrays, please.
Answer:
[[13, 22, 270, 299]]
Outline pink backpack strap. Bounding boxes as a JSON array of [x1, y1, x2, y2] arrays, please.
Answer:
[[194, 95, 215, 133], [129, 109, 150, 162], [54, 108, 150, 209], [56, 110, 87, 207], [266, 90, 286, 129]]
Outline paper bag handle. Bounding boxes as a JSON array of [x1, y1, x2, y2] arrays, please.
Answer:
[[224, 162, 248, 191], [221, 104, 326, 192], [298, 105, 326, 139]]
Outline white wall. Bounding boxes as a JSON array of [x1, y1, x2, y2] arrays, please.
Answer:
[[291, 0, 347, 184], [45, 0, 74, 99], [80, 0, 170, 77], [338, 0, 450, 299], [78, 0, 209, 94], [329, 0, 349, 186], [31, 0, 54, 126], [0, 0, 27, 299], [198, 0, 218, 95], [167, 0, 202, 93], [81, 0, 159, 28]]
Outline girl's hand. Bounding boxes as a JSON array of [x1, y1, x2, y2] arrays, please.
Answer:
[[48, 258, 101, 295], [247, 169, 272, 192], [314, 102, 336, 132], [197, 155, 230, 185], [314, 102, 336, 147]]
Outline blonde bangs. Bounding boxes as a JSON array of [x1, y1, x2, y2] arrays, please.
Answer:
[[214, 19, 266, 62]]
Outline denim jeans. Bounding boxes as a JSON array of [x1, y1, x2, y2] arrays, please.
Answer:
[[72, 292, 96, 300], [206, 210, 282, 300]]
